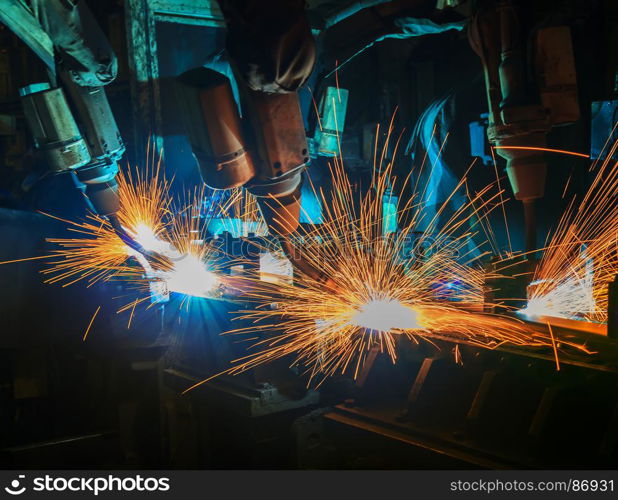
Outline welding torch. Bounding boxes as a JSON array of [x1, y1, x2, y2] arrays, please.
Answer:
[[175, 68, 337, 290], [4, 0, 166, 268], [18, 76, 169, 268]]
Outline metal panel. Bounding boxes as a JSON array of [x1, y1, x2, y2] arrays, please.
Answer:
[[151, 0, 224, 26], [0, 0, 54, 72], [124, 0, 224, 160], [125, 0, 163, 155]]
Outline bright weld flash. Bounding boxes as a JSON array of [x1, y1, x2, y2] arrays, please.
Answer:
[[131, 223, 169, 254], [162, 253, 220, 298], [351, 298, 421, 332], [125, 223, 221, 299], [521, 278, 596, 321]]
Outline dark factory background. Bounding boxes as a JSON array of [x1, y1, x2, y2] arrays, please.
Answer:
[[0, 0, 616, 470]]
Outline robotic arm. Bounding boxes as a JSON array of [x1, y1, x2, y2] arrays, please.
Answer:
[[2, 0, 153, 258], [19, 77, 166, 262], [175, 67, 334, 287], [469, 0, 580, 255], [175, 0, 335, 287], [19, 77, 123, 218]]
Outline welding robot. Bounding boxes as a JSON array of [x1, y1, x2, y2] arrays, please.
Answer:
[[174, 0, 337, 287], [0, 0, 154, 257], [4, 0, 575, 284], [3, 0, 333, 281], [174, 0, 581, 289], [469, 0, 581, 255]]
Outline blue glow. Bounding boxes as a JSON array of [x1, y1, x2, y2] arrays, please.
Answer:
[[208, 218, 263, 237], [383, 194, 398, 235], [468, 115, 492, 165], [300, 183, 323, 224], [314, 87, 349, 157], [430, 279, 466, 301]]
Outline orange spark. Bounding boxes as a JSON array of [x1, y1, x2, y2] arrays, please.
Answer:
[[492, 145, 590, 159], [83, 305, 101, 341], [547, 321, 560, 371], [195, 115, 587, 389], [523, 140, 618, 323]]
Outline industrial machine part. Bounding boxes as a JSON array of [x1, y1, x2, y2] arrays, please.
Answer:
[[162, 368, 319, 467], [18, 78, 162, 264], [4, 0, 139, 251], [19, 83, 91, 173], [591, 100, 618, 160], [468, 113, 493, 166], [173, 1, 340, 285], [175, 67, 308, 236], [0, 1, 55, 73], [175, 69, 256, 190], [244, 90, 309, 199], [313, 86, 350, 157], [295, 331, 618, 469], [176, 68, 335, 287], [176, 67, 309, 220], [5, 0, 123, 216], [469, 1, 580, 254], [244, 89, 310, 237], [20, 79, 122, 216], [218, 0, 316, 94], [0, 0, 117, 87], [62, 77, 125, 217]]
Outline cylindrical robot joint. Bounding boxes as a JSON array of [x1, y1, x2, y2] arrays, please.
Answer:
[[244, 90, 310, 198], [175, 68, 256, 190], [62, 79, 125, 167], [19, 83, 91, 172]]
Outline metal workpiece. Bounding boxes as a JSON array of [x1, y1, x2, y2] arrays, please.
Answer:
[[609, 276, 618, 339], [295, 332, 618, 469], [19, 83, 92, 172], [483, 256, 533, 312], [164, 370, 319, 418], [175, 68, 256, 190]]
